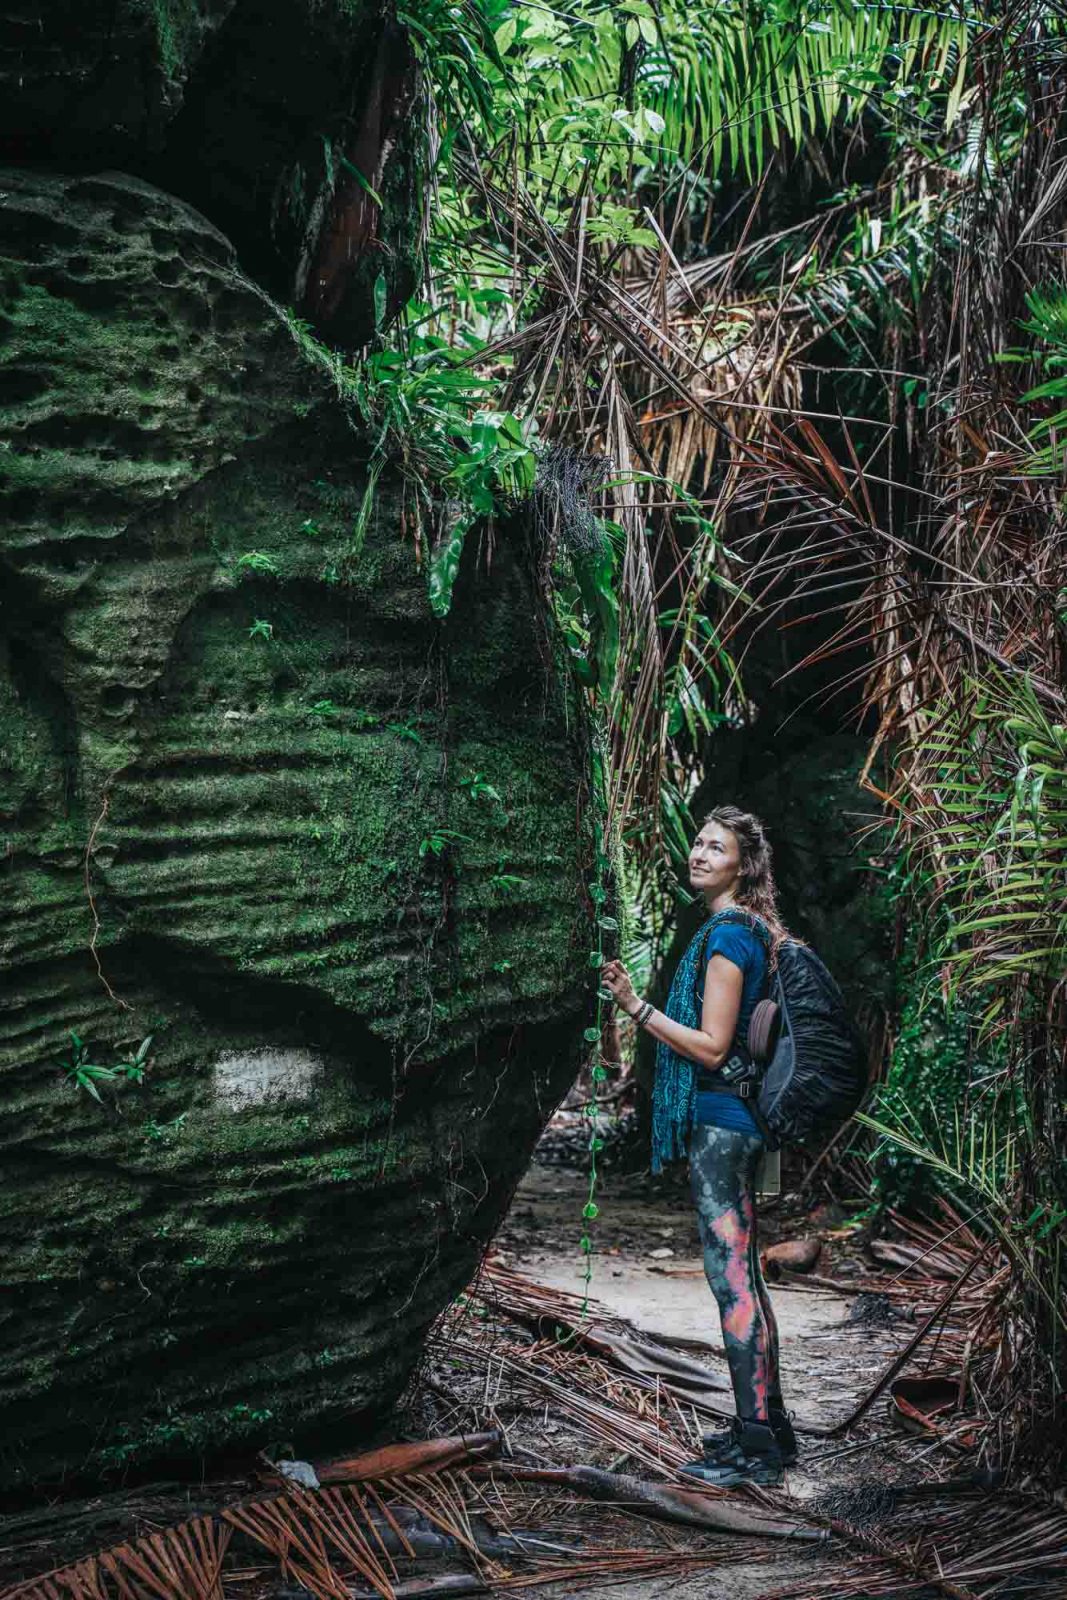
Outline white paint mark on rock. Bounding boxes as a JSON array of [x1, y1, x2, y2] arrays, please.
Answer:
[[213, 1047, 323, 1111]]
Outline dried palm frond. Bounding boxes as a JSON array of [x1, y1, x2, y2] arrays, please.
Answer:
[[5, 1517, 231, 1600], [760, 1488, 1067, 1600], [438, 1246, 1067, 1599], [450, 152, 810, 878]]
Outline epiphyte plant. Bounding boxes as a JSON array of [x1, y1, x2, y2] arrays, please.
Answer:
[[61, 1032, 154, 1102]]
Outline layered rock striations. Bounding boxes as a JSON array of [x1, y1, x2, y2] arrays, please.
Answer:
[[0, 9, 592, 1488]]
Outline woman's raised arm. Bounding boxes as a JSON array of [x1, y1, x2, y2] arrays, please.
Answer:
[[600, 954, 742, 1070]]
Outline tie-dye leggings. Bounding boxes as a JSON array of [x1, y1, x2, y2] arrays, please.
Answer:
[[688, 1121, 783, 1423]]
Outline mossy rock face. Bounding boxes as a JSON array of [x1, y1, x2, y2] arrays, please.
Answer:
[[0, 170, 592, 1488], [0, 1, 419, 344]]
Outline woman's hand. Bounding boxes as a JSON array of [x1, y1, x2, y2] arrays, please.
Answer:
[[601, 957, 639, 1016]]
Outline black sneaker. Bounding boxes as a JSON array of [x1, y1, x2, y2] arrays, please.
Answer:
[[682, 1416, 785, 1487], [701, 1403, 798, 1467]]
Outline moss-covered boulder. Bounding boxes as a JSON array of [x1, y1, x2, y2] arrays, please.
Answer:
[[0, 0, 419, 344], [0, 169, 592, 1488]]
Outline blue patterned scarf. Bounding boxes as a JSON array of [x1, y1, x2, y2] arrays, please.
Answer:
[[650, 908, 769, 1175]]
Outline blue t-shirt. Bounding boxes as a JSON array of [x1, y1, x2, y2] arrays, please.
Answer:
[[693, 920, 768, 1135]]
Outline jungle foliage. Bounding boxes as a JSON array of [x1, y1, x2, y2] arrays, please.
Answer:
[[344, 0, 1067, 1475]]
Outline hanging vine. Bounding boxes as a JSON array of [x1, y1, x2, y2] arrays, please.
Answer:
[[578, 716, 618, 1312]]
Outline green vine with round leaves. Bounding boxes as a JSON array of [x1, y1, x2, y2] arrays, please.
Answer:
[[578, 715, 617, 1314]]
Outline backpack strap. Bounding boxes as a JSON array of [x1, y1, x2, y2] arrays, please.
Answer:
[[692, 911, 767, 1069], [694, 909, 779, 1146]]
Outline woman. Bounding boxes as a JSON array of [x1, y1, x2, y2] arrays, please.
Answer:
[[601, 805, 798, 1487]]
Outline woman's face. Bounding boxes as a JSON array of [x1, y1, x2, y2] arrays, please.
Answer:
[[688, 820, 743, 899]]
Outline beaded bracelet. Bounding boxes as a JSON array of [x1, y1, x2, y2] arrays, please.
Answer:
[[632, 1000, 654, 1026]]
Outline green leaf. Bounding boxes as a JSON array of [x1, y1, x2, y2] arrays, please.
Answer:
[[427, 514, 474, 619], [338, 153, 382, 207], [373, 271, 388, 332]]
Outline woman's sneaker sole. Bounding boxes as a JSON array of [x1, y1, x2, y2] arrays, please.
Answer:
[[681, 1458, 785, 1487]]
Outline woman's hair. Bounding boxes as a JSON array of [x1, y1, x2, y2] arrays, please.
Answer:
[[702, 805, 791, 959]]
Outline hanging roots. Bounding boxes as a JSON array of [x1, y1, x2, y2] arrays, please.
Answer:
[[531, 444, 613, 556]]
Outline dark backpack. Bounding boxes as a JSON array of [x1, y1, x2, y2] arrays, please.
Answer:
[[755, 940, 870, 1152], [697, 911, 870, 1153]]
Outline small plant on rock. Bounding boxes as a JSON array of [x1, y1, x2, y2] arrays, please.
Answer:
[[419, 828, 473, 859], [61, 1032, 154, 1102]]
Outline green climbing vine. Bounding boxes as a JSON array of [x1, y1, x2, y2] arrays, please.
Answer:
[[532, 468, 629, 1313], [578, 721, 613, 1311]]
